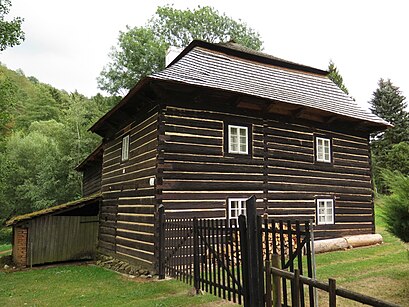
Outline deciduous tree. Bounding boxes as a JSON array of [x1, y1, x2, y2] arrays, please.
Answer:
[[0, 0, 24, 51], [98, 5, 263, 95]]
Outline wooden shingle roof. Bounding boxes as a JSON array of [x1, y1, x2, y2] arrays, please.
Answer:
[[153, 42, 389, 128], [90, 40, 390, 136]]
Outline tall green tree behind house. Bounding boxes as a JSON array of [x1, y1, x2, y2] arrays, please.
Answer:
[[0, 0, 24, 51], [328, 60, 349, 95], [98, 5, 263, 95], [369, 79, 409, 192], [370, 79, 409, 145]]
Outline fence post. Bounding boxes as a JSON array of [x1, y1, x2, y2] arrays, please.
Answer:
[[329, 278, 336, 307], [193, 217, 200, 294], [158, 204, 165, 279], [265, 260, 272, 307], [272, 254, 282, 307], [239, 214, 249, 306], [245, 195, 264, 307], [293, 269, 301, 307]]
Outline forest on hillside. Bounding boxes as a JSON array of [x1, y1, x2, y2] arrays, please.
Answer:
[[0, 64, 119, 221]]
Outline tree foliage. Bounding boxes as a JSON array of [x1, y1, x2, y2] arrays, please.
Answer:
[[370, 79, 409, 146], [98, 27, 167, 95], [0, 64, 118, 221], [0, 0, 24, 51], [98, 5, 263, 95], [328, 60, 349, 95], [369, 79, 409, 193], [381, 170, 409, 243]]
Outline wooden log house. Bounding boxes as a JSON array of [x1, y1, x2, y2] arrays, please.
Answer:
[[80, 40, 390, 268]]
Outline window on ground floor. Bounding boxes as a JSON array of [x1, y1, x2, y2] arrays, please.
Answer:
[[228, 198, 247, 222], [316, 198, 334, 225]]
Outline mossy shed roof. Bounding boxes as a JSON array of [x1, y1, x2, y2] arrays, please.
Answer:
[[5, 193, 102, 226]]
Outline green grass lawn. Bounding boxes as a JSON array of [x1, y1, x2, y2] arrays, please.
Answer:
[[313, 200, 409, 306], [0, 265, 226, 307], [0, 199, 407, 306]]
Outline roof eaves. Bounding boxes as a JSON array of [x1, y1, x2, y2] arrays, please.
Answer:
[[89, 78, 152, 136], [75, 144, 103, 171]]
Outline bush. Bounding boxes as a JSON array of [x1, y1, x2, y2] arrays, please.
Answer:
[[0, 227, 12, 244], [382, 170, 409, 242]]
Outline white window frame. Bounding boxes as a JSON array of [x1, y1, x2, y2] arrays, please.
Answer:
[[228, 198, 247, 222], [228, 125, 249, 154], [316, 137, 331, 163], [316, 198, 334, 225], [121, 135, 130, 161]]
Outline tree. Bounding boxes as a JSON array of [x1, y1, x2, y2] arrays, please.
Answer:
[[369, 79, 409, 192], [98, 5, 263, 95], [370, 79, 409, 145], [384, 142, 409, 176], [98, 27, 167, 95], [0, 0, 24, 51], [328, 60, 349, 95], [382, 170, 409, 243]]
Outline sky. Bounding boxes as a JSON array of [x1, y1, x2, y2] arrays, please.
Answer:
[[2, 0, 408, 110]]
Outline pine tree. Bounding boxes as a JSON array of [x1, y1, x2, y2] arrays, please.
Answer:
[[370, 79, 409, 147], [328, 60, 349, 95], [369, 79, 409, 193]]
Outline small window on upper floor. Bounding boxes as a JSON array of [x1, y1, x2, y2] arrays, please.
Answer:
[[121, 135, 130, 161], [228, 125, 248, 154], [316, 198, 334, 225], [315, 137, 331, 163]]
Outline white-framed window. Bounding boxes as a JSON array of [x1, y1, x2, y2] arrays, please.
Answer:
[[228, 125, 248, 154], [121, 135, 130, 161], [228, 198, 247, 222], [316, 137, 331, 163], [316, 199, 334, 225]]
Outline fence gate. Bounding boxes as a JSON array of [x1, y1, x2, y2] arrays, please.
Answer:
[[196, 218, 244, 304], [161, 217, 194, 284], [158, 196, 313, 307]]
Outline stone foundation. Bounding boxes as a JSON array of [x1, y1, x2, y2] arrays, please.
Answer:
[[96, 254, 157, 278]]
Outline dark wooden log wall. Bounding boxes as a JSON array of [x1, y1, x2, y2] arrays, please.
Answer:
[[159, 106, 265, 220], [160, 105, 374, 239], [99, 112, 158, 266], [83, 163, 102, 196]]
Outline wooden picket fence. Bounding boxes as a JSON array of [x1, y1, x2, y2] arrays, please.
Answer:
[[157, 196, 398, 307]]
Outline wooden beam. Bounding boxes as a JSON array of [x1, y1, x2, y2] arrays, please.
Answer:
[[325, 116, 339, 124], [292, 107, 307, 119]]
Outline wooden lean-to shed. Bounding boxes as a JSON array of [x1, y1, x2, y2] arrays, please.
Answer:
[[6, 194, 101, 267]]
